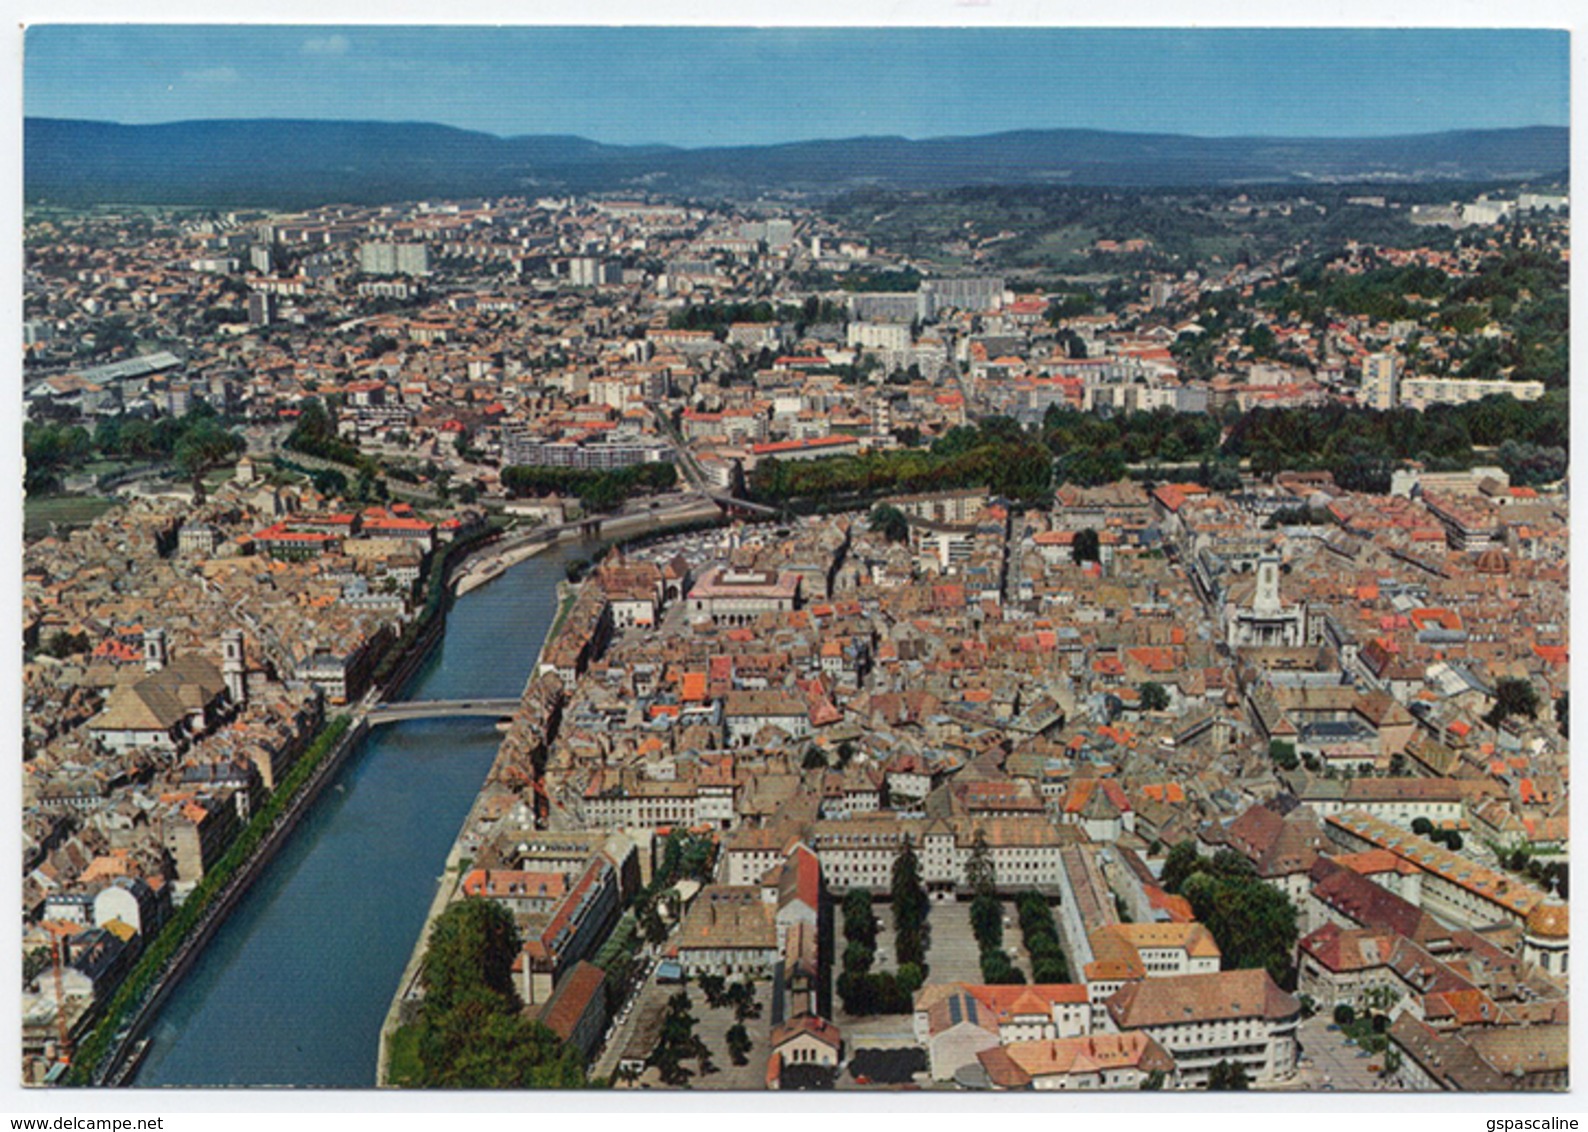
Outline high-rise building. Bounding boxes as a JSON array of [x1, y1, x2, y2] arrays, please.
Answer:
[[247, 291, 276, 327], [358, 242, 429, 277], [1361, 353, 1400, 411], [395, 243, 430, 277], [567, 257, 620, 287]]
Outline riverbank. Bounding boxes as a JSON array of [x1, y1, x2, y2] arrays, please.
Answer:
[[69, 715, 365, 1085], [78, 523, 506, 1085], [452, 538, 553, 597], [451, 499, 720, 598], [374, 574, 572, 1088], [373, 503, 725, 1086]]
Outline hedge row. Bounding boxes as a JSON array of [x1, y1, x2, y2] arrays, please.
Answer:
[[68, 715, 354, 1084]]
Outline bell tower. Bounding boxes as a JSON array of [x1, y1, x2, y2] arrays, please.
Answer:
[[222, 629, 247, 705], [143, 628, 168, 673], [1254, 555, 1282, 615]]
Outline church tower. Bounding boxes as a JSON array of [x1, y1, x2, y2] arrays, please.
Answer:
[[222, 629, 247, 706], [1254, 555, 1282, 616], [143, 628, 168, 673]]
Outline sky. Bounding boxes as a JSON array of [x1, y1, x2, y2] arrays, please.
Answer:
[[22, 26, 1573, 151]]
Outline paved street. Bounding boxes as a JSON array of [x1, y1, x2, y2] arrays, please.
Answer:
[[1294, 1012, 1402, 1093], [923, 900, 987, 983]]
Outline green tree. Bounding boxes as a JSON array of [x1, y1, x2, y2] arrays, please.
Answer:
[[868, 503, 910, 543], [1072, 528, 1101, 565], [891, 835, 930, 968], [1159, 841, 1202, 894], [697, 973, 727, 1008], [1269, 740, 1299, 771], [1140, 682, 1170, 712], [1486, 678, 1541, 727], [843, 940, 875, 975], [406, 899, 588, 1088], [422, 899, 521, 1014], [1166, 843, 1299, 988], [173, 419, 243, 504], [650, 991, 702, 1086], [843, 888, 878, 948], [640, 904, 669, 946], [965, 827, 997, 899], [727, 981, 762, 1022], [1206, 1059, 1250, 1091], [980, 948, 1023, 984], [311, 468, 349, 497], [726, 1022, 752, 1067], [970, 893, 1003, 949]]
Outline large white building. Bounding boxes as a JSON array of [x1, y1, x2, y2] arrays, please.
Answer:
[[1226, 554, 1309, 649], [358, 241, 429, 277], [722, 815, 1068, 897], [685, 566, 802, 627], [1361, 353, 1400, 410], [847, 321, 912, 352], [1398, 376, 1546, 411]]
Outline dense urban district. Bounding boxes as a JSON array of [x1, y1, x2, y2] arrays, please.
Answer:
[[20, 180, 1569, 1092]]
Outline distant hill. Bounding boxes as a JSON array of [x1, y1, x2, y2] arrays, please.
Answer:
[[24, 117, 1570, 207]]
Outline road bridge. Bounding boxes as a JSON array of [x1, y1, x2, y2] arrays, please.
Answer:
[[363, 698, 520, 726]]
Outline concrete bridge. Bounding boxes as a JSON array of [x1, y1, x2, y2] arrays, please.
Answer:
[[702, 491, 782, 518], [364, 698, 520, 726]]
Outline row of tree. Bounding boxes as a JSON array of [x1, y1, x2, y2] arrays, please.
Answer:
[[1015, 892, 1071, 984], [892, 837, 931, 968], [835, 838, 933, 1017], [749, 385, 1565, 510], [25, 404, 244, 496], [750, 422, 1053, 507], [648, 990, 713, 1085], [501, 462, 678, 513], [837, 887, 924, 1015], [965, 830, 1026, 984]]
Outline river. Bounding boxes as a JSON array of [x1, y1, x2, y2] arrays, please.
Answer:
[[132, 541, 581, 1088]]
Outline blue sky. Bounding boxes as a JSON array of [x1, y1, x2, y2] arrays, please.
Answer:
[[24, 27, 1569, 148]]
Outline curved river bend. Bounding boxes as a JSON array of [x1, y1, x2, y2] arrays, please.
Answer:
[[134, 543, 580, 1088]]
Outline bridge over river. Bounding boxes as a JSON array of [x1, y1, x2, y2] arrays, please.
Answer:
[[363, 698, 520, 726]]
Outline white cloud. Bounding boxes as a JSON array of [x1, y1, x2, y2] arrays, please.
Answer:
[[302, 34, 350, 56], [182, 66, 239, 85]]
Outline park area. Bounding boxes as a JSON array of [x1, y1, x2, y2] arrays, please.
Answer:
[[23, 492, 120, 539]]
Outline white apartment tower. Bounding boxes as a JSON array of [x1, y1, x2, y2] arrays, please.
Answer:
[[358, 242, 429, 277], [1361, 353, 1400, 411]]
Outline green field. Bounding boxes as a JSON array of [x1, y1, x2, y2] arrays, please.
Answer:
[[24, 494, 121, 539], [1003, 224, 1101, 270]]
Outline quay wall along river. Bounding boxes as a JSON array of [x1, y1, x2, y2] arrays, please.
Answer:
[[130, 541, 582, 1088]]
